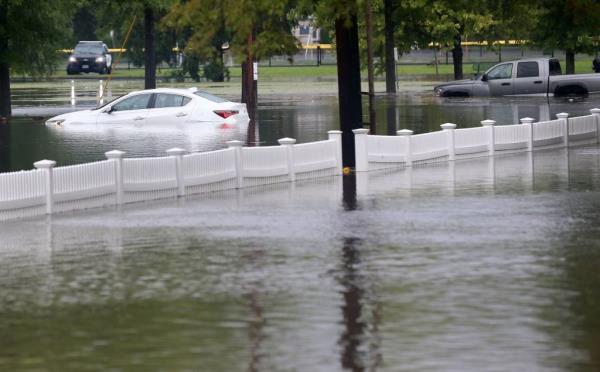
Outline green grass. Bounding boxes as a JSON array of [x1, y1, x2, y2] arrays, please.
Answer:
[[14, 58, 597, 81]]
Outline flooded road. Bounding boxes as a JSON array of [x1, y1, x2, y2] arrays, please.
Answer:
[[1, 79, 600, 172], [1, 79, 600, 371], [1, 147, 600, 371]]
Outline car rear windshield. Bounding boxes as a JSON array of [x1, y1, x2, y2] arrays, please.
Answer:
[[74, 44, 104, 54], [193, 91, 229, 103]]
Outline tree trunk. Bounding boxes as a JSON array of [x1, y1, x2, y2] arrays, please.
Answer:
[[384, 0, 396, 93], [365, 0, 376, 133], [241, 30, 257, 123], [0, 63, 9, 118], [144, 6, 156, 90], [0, 0, 10, 118], [335, 13, 363, 168], [452, 34, 463, 80], [565, 49, 575, 74]]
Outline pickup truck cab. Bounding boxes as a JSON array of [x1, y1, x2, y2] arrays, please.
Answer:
[[434, 58, 600, 97]]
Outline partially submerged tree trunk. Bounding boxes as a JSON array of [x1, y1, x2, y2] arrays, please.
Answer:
[[0, 0, 10, 118], [144, 6, 156, 90], [335, 13, 363, 168], [452, 34, 463, 80], [565, 49, 575, 74], [384, 0, 396, 93]]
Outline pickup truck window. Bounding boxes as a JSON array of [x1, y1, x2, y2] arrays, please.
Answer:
[[487, 63, 513, 80], [517, 62, 539, 78], [549, 59, 562, 75]]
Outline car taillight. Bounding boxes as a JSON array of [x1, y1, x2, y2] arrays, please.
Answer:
[[213, 110, 238, 119]]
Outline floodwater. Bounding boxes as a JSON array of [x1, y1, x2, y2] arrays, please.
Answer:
[[1, 147, 600, 371], [1, 79, 600, 371], [1, 79, 600, 172]]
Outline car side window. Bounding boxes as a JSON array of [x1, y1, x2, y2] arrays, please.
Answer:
[[487, 63, 513, 80], [517, 62, 539, 78], [112, 94, 151, 111], [153, 94, 191, 108]]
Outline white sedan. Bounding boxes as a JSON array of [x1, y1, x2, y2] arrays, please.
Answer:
[[45, 87, 249, 129]]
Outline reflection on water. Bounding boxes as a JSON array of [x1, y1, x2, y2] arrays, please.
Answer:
[[1, 147, 600, 370], [2, 80, 599, 172]]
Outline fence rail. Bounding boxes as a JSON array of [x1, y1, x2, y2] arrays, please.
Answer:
[[354, 109, 600, 172], [1, 109, 599, 220], [0, 132, 343, 220]]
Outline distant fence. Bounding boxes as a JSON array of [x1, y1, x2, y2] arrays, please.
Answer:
[[355, 109, 600, 172], [1, 109, 600, 221]]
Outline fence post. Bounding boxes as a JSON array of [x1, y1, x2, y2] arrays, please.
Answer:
[[590, 108, 600, 144], [227, 140, 244, 188], [105, 150, 125, 205], [397, 129, 413, 167], [278, 138, 297, 182], [328, 130, 343, 175], [556, 112, 570, 148], [440, 123, 456, 161], [34, 159, 56, 215], [481, 120, 496, 156], [353, 128, 370, 172], [520, 117, 535, 151], [167, 148, 187, 197]]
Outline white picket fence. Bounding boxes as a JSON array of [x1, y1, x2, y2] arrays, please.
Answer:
[[0, 133, 343, 220], [355, 109, 600, 172], [1, 109, 599, 220]]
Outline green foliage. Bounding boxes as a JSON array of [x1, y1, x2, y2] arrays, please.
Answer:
[[0, 0, 76, 76]]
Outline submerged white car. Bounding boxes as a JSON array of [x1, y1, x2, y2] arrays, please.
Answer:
[[46, 87, 249, 129]]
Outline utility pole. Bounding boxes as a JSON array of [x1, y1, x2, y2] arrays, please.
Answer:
[[365, 0, 376, 133], [143, 6, 156, 89]]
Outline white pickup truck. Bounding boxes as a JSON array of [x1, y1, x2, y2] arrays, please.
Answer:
[[434, 58, 600, 97]]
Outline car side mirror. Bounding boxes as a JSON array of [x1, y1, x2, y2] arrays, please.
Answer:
[[481, 74, 488, 82], [104, 106, 115, 114]]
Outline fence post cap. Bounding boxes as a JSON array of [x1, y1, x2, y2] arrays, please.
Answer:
[[105, 150, 125, 159], [327, 130, 343, 134], [352, 128, 369, 135], [440, 123, 457, 130], [226, 140, 244, 148], [556, 112, 570, 119], [396, 129, 414, 136], [520, 117, 535, 124], [589, 108, 600, 114], [278, 137, 297, 145], [480, 119, 496, 126], [166, 147, 187, 155], [34, 159, 56, 169]]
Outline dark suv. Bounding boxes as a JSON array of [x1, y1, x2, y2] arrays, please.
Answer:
[[67, 41, 112, 75]]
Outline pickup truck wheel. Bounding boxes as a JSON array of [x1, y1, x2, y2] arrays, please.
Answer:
[[554, 85, 588, 97]]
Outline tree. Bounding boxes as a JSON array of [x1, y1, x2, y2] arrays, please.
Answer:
[[531, 0, 600, 74], [423, 0, 494, 80], [163, 0, 301, 121], [0, 0, 74, 117]]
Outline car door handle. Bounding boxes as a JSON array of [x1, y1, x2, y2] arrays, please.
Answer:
[[176, 112, 188, 117], [134, 116, 144, 121], [501, 82, 511, 86], [534, 81, 543, 84]]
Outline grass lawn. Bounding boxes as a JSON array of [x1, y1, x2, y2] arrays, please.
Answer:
[[13, 58, 597, 81]]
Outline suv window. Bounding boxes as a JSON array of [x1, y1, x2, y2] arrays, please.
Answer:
[[154, 93, 191, 108], [487, 63, 513, 80], [112, 94, 151, 111], [517, 62, 539, 78], [74, 43, 104, 54]]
